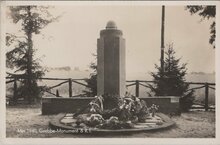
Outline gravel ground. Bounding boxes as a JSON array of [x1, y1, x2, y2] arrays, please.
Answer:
[[6, 105, 215, 138]]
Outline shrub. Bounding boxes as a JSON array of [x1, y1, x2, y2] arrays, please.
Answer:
[[180, 90, 195, 112]]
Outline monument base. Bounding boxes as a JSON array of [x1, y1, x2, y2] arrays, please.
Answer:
[[42, 96, 180, 115]]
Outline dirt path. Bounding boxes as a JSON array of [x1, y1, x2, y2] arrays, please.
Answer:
[[6, 105, 215, 138]]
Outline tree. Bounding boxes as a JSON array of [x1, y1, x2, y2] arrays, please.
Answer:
[[6, 6, 58, 103], [149, 44, 194, 112], [186, 6, 216, 48], [84, 61, 97, 97]]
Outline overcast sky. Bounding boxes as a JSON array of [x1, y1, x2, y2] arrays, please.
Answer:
[[6, 5, 215, 74]]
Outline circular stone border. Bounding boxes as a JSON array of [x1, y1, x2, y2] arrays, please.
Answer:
[[49, 113, 175, 134]]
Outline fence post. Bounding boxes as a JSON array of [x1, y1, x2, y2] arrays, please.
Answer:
[[13, 78, 18, 103], [135, 80, 139, 97], [69, 79, 72, 97], [205, 83, 209, 111], [56, 89, 60, 97]]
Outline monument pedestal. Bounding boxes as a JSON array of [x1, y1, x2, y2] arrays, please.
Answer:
[[97, 21, 126, 97]]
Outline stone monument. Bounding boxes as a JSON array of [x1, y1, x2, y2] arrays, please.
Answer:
[[97, 21, 126, 97]]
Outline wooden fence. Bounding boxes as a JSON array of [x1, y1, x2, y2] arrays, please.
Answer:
[[6, 77, 89, 98], [6, 77, 215, 111], [126, 80, 215, 111]]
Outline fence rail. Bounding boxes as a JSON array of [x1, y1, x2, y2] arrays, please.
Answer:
[[6, 77, 215, 111]]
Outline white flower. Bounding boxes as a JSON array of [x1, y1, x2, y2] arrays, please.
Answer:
[[90, 107, 96, 113]]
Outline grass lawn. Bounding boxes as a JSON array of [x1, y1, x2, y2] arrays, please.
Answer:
[[6, 104, 215, 138]]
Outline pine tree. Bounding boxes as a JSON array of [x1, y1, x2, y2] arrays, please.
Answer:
[[84, 52, 97, 97], [150, 44, 194, 111], [6, 6, 58, 103], [84, 62, 97, 97]]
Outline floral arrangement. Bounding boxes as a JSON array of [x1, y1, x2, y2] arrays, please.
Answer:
[[74, 93, 159, 129]]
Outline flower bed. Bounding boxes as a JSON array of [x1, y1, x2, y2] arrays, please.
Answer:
[[48, 94, 176, 132]]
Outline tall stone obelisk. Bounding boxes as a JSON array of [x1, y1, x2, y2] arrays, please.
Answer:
[[97, 21, 126, 97]]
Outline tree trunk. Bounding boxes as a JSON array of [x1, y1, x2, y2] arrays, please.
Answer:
[[26, 6, 34, 104]]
